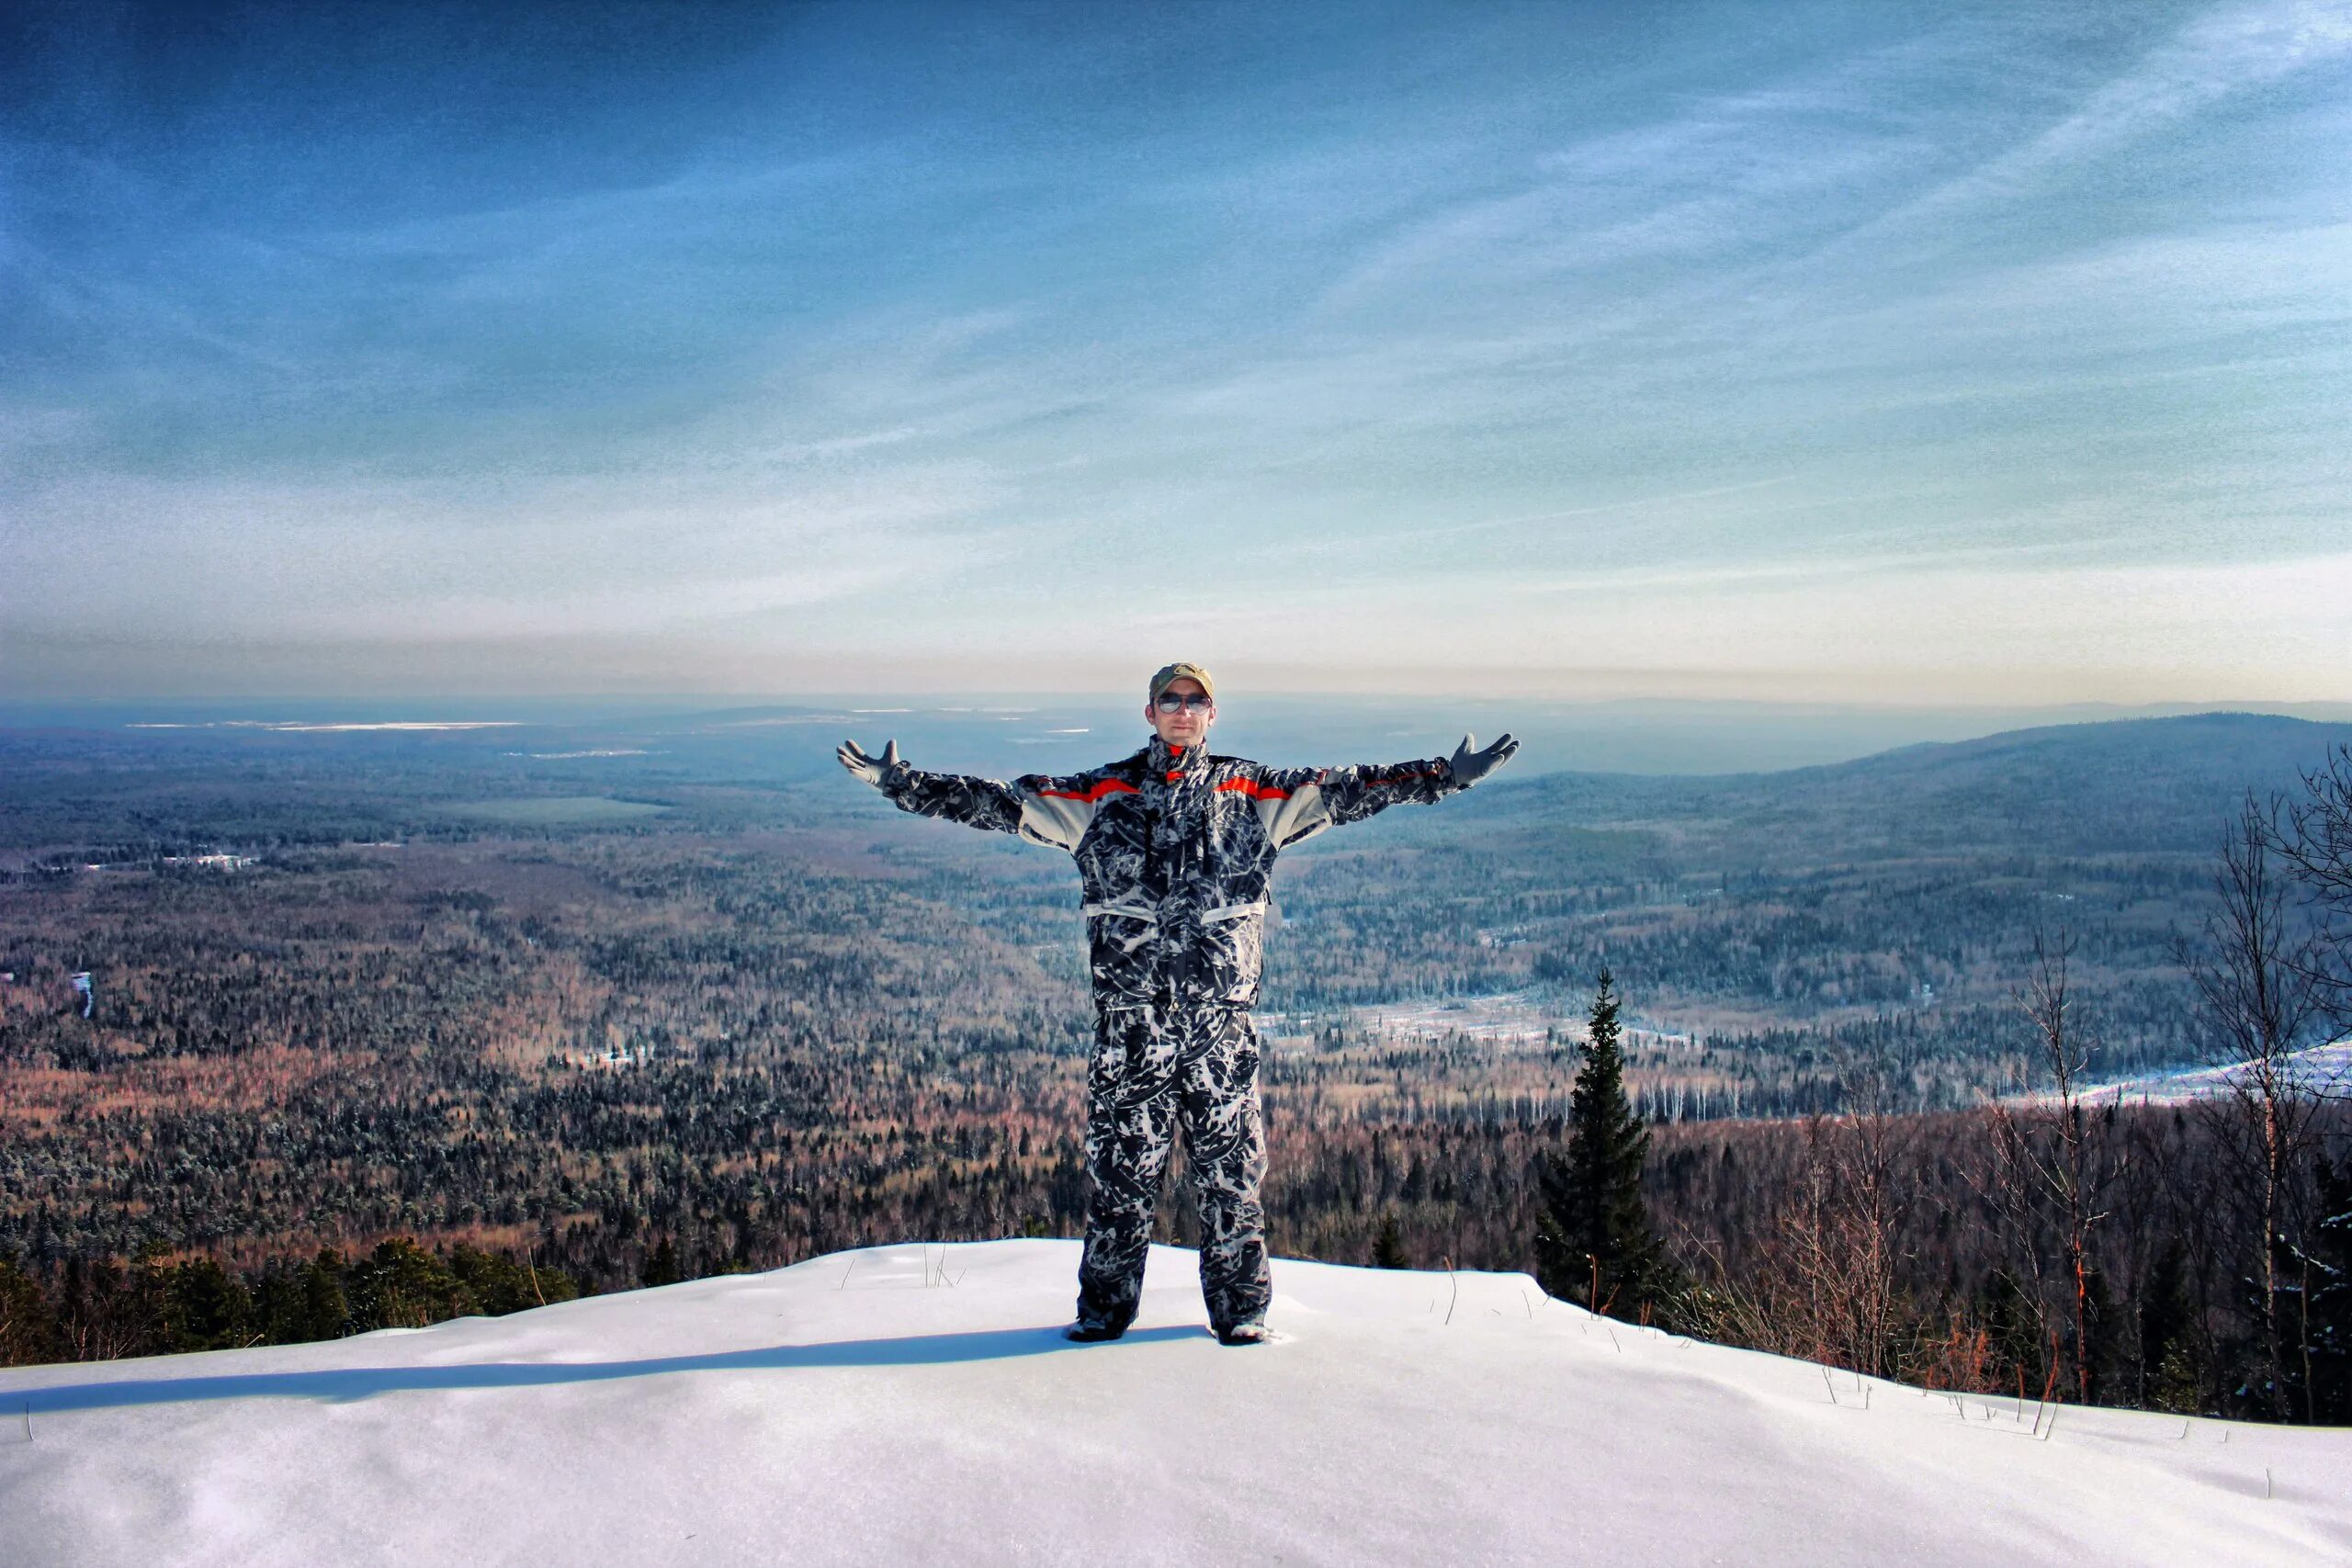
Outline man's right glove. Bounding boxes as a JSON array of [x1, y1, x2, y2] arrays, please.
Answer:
[[1448, 732, 1519, 788], [837, 738, 903, 789]]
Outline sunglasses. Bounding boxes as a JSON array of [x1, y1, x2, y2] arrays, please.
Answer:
[[1152, 693, 1216, 715]]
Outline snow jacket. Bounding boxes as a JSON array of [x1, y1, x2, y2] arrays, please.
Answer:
[[876, 734, 1464, 1012]]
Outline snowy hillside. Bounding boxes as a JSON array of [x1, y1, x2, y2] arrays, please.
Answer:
[[2, 1240, 2345, 1567], [2050, 1041, 2352, 1108]]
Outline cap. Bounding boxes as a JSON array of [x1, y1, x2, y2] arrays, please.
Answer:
[[1148, 661, 1216, 704]]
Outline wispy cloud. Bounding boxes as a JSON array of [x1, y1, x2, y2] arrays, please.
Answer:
[[1426, 477, 1802, 539], [6, 2, 2347, 701], [6, 458, 1001, 649], [1792, 0, 2352, 266], [1311, 27, 1978, 317]]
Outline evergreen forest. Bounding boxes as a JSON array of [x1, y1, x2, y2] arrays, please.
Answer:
[[3, 707, 2347, 1425]]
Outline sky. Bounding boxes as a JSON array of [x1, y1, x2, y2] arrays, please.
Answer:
[[3, 0, 2348, 705]]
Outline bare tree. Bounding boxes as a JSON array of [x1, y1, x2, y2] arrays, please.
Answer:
[[1685, 1052, 1913, 1381], [2278, 741, 2352, 1035], [2182, 795, 2333, 1420], [1828, 1054, 1912, 1381], [1984, 929, 2123, 1404]]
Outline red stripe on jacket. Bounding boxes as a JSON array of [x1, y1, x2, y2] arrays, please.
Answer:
[[1038, 779, 1142, 802]]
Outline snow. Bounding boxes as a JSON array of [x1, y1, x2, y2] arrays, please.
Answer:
[[1259, 989, 1691, 1051], [2039, 1042, 2352, 1108], [2, 1240, 2346, 1567]]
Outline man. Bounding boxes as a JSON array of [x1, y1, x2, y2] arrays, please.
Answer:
[[838, 663, 1517, 1345]]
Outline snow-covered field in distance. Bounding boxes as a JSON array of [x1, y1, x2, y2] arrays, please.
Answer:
[[1257, 988, 1694, 1051], [2018, 1042, 2352, 1109], [2, 1241, 2343, 1567]]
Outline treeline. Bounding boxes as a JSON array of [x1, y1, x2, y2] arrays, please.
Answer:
[[1262, 993, 2198, 1128], [6, 734, 2348, 1427], [1625, 766, 2352, 1425], [1650, 1100, 2352, 1424], [0, 1238, 582, 1363], [10, 1092, 2343, 1427]]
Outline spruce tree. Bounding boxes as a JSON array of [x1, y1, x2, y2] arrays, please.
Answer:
[[166, 1257, 254, 1352], [2304, 1150, 2351, 1424], [1372, 1213, 1410, 1269], [0, 1251, 60, 1367], [345, 1238, 463, 1331], [1535, 970, 1667, 1317], [2139, 1239, 2199, 1412], [297, 1247, 351, 1342]]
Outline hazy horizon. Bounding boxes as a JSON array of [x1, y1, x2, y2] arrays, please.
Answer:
[[9, 690, 2349, 778]]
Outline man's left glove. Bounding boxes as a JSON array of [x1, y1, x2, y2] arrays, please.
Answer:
[[838, 738, 903, 789], [1448, 732, 1519, 788]]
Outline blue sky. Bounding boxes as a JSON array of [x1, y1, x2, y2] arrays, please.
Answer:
[[4, 0, 2347, 702]]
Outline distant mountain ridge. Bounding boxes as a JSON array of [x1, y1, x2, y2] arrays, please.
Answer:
[[1453, 711, 2352, 861], [1809, 709, 2347, 780]]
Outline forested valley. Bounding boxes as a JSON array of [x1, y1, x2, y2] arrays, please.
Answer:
[[2, 707, 2346, 1426]]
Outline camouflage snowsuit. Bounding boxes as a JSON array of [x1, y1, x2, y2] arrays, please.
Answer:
[[876, 733, 1464, 1335]]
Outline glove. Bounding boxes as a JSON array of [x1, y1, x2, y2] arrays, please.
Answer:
[[1448, 732, 1518, 788], [838, 738, 903, 789]]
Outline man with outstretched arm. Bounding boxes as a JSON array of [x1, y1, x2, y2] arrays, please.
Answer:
[[838, 662, 1517, 1346]]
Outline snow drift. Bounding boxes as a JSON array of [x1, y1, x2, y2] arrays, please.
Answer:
[[2, 1240, 2345, 1566]]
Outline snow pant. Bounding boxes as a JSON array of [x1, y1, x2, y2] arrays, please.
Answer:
[[1075, 1002, 1272, 1336]]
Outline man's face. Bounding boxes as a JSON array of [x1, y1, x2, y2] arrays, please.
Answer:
[[1146, 676, 1215, 747]]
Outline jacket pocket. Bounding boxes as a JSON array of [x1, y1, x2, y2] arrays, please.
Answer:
[[1194, 908, 1266, 1005], [1083, 908, 1159, 1005]]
